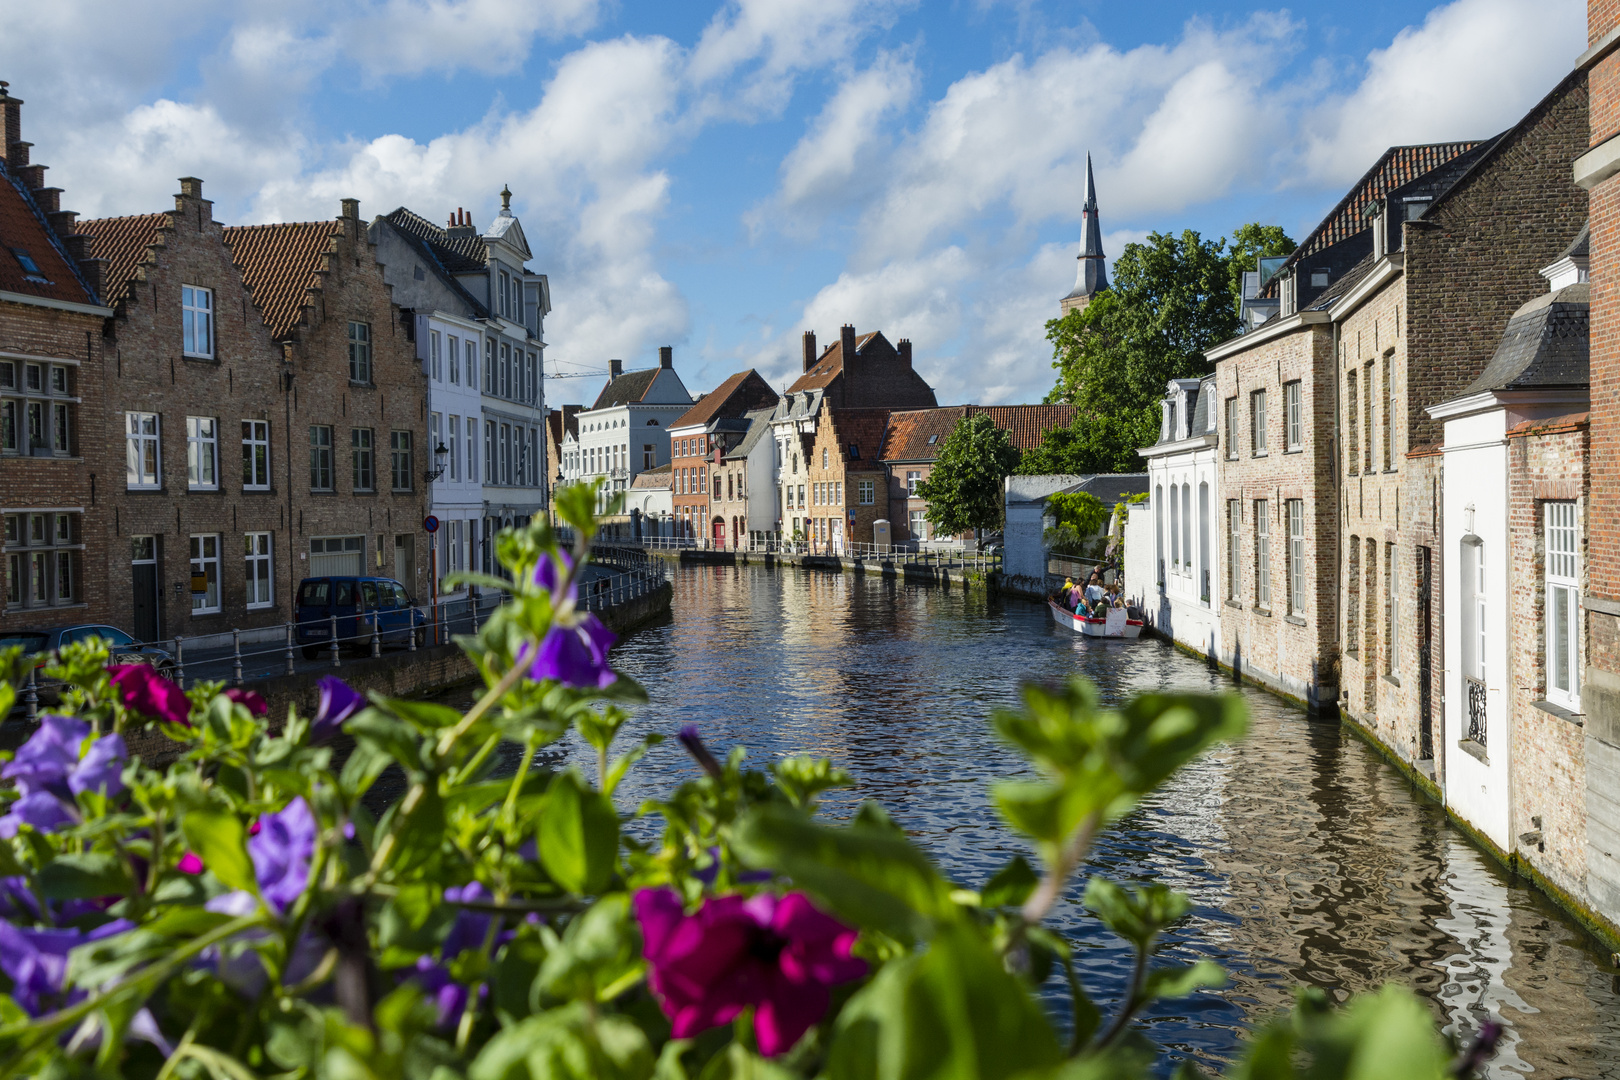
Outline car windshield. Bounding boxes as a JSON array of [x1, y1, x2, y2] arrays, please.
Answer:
[[0, 633, 48, 653]]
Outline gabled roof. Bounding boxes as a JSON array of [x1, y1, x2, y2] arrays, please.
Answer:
[[788, 331, 880, 393], [484, 214, 530, 259], [725, 407, 777, 461], [1055, 473, 1149, 507], [671, 369, 779, 429], [827, 409, 892, 468], [384, 207, 488, 273], [880, 404, 1076, 462], [221, 220, 343, 340], [631, 462, 671, 489], [74, 213, 166, 306], [376, 209, 490, 317], [1459, 282, 1588, 396], [973, 406, 1077, 450], [547, 404, 582, 447], [592, 368, 662, 409], [0, 160, 99, 306]]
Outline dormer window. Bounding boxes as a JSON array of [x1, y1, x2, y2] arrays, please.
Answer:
[[1279, 273, 1297, 317], [1166, 402, 1177, 440], [1370, 203, 1388, 260], [9, 248, 47, 283]]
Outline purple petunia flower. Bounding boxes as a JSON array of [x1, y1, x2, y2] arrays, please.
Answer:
[[0, 792, 77, 838], [0, 918, 133, 1017], [108, 665, 191, 726], [3, 716, 87, 797], [224, 688, 269, 716], [634, 888, 866, 1057], [532, 550, 578, 603], [69, 734, 127, 798], [0, 719, 127, 837], [248, 797, 317, 914], [408, 883, 508, 1029], [677, 725, 724, 779], [311, 676, 364, 742], [521, 614, 617, 690], [0, 877, 41, 921]]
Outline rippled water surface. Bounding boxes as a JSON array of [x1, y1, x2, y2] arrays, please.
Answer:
[[474, 564, 1620, 1077]]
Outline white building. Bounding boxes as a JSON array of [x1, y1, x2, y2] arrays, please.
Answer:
[[564, 347, 693, 523], [1138, 377, 1222, 658], [768, 388, 823, 539], [1430, 257, 1590, 854], [414, 310, 485, 600]]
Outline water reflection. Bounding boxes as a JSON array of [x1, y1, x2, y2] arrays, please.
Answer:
[[492, 563, 1620, 1076]]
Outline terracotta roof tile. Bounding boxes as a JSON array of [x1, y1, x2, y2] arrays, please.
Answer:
[[972, 405, 1075, 450], [74, 213, 167, 305], [221, 221, 343, 339], [0, 162, 98, 306], [1506, 411, 1589, 438], [879, 404, 1074, 462], [632, 462, 671, 489], [671, 369, 778, 429], [787, 331, 878, 393], [828, 408, 892, 468]]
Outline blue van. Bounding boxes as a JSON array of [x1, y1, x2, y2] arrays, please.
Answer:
[[294, 577, 428, 659]]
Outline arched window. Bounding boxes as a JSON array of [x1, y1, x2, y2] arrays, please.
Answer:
[[1155, 485, 1165, 580], [1169, 485, 1180, 567], [1181, 485, 1192, 576]]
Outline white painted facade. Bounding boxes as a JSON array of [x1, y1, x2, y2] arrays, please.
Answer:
[[416, 311, 485, 599], [564, 363, 692, 516], [1139, 378, 1221, 659]]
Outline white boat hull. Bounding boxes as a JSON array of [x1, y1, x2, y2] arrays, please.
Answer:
[[1048, 600, 1143, 639]]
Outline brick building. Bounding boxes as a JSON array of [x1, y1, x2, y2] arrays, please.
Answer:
[[805, 408, 891, 553], [0, 83, 112, 629], [1335, 72, 1588, 783], [76, 180, 293, 642], [222, 201, 430, 603], [880, 404, 1074, 545], [668, 369, 778, 543], [1575, 0, 1620, 932]]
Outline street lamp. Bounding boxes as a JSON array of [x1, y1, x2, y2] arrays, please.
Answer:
[[424, 442, 450, 482]]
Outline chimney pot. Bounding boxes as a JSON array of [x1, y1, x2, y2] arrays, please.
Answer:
[[179, 177, 203, 198], [898, 338, 912, 366], [659, 345, 673, 370], [840, 324, 857, 363], [341, 197, 360, 221], [610, 358, 624, 378], [802, 330, 817, 372]]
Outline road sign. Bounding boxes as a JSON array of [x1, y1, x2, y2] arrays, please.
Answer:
[[423, 515, 440, 533]]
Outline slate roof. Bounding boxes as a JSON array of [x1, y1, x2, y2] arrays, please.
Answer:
[[1459, 283, 1589, 396], [724, 407, 776, 461], [788, 332, 879, 393], [631, 462, 671, 489], [384, 207, 487, 272], [829, 409, 892, 467], [74, 213, 166, 306], [1306, 254, 1377, 310], [221, 221, 343, 340], [592, 368, 661, 409], [1188, 377, 1214, 434], [671, 369, 778, 429], [0, 160, 99, 306], [376, 209, 490, 317], [1054, 473, 1149, 507], [881, 404, 1075, 461], [1286, 141, 1484, 263], [1561, 221, 1590, 260]]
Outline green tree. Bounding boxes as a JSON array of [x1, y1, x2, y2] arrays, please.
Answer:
[[1030, 223, 1294, 476], [916, 414, 1022, 536], [1225, 221, 1297, 318]]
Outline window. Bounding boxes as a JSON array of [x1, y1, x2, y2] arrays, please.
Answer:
[[348, 322, 372, 383], [5, 362, 75, 458], [499, 270, 511, 319], [1254, 499, 1270, 609], [1250, 389, 1267, 455], [500, 424, 512, 485], [1346, 539, 1361, 655], [429, 413, 441, 476], [1170, 485, 1180, 567], [1346, 371, 1359, 476], [352, 428, 374, 491], [448, 335, 460, 384], [182, 285, 213, 358], [1166, 401, 1177, 440], [499, 343, 511, 399], [126, 412, 161, 489], [1385, 541, 1397, 675], [242, 420, 270, 490], [906, 471, 921, 496], [483, 340, 494, 393], [798, 484, 805, 507], [1285, 381, 1302, 451], [836, 482, 844, 504], [1226, 500, 1241, 601], [1287, 500, 1305, 615], [245, 532, 273, 609], [1224, 398, 1237, 459], [1363, 363, 1374, 474], [391, 430, 413, 491], [448, 416, 460, 481], [430, 330, 442, 381], [910, 509, 927, 541], [310, 426, 333, 490], [1547, 502, 1580, 709], [3, 512, 79, 609], [189, 534, 221, 614], [183, 420, 218, 492], [644, 443, 655, 469], [527, 353, 538, 404], [1383, 361, 1394, 471], [9, 248, 45, 281], [467, 417, 478, 483], [485, 421, 495, 482]]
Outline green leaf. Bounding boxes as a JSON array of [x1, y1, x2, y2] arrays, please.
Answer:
[[469, 1000, 653, 1080], [1083, 879, 1190, 952], [536, 892, 642, 1005], [348, 709, 425, 772], [181, 809, 259, 896], [37, 852, 137, 901], [697, 1042, 798, 1080], [0, 837, 24, 878], [981, 856, 1039, 909], [538, 769, 620, 894], [339, 739, 394, 799], [731, 803, 957, 947], [1139, 961, 1225, 1002], [826, 922, 1062, 1080]]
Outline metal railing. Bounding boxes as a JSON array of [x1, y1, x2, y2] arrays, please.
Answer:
[[1465, 675, 1487, 747]]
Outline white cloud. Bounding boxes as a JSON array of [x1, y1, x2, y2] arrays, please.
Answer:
[[339, 0, 603, 79], [774, 51, 918, 213], [1303, 0, 1585, 185]]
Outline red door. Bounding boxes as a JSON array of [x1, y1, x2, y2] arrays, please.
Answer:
[[712, 519, 725, 545]]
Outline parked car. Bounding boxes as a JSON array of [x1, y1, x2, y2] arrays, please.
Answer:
[[0, 624, 174, 715], [294, 577, 428, 659]]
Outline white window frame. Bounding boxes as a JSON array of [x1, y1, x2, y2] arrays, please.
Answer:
[[182, 285, 214, 358], [352, 427, 375, 492], [1226, 499, 1241, 601], [1285, 381, 1302, 451], [4, 512, 80, 610], [907, 470, 921, 496], [1251, 389, 1267, 455], [242, 420, 270, 490], [126, 412, 161, 489], [1288, 499, 1305, 615], [348, 322, 372, 384], [245, 531, 273, 609], [1546, 501, 1581, 709], [448, 335, 460, 385], [909, 509, 927, 542], [1254, 499, 1270, 610], [449, 415, 460, 481], [430, 330, 442, 382], [190, 533, 221, 615], [859, 479, 874, 505], [186, 416, 218, 490], [468, 418, 478, 483]]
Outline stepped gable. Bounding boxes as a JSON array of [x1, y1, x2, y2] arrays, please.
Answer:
[[827, 408, 892, 464], [73, 213, 167, 306], [221, 220, 344, 340], [0, 160, 98, 305]]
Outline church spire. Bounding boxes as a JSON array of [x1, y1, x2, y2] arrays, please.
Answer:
[[1061, 153, 1108, 314]]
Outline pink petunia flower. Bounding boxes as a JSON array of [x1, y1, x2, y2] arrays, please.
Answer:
[[634, 888, 865, 1057], [108, 665, 191, 726], [224, 688, 268, 716]]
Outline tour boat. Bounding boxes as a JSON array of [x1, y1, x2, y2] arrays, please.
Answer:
[[1048, 599, 1144, 639]]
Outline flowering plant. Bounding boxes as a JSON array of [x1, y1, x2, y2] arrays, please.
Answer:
[[0, 484, 1490, 1079]]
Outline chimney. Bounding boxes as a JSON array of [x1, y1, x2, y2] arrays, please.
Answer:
[[659, 345, 673, 370], [840, 324, 857, 364], [802, 330, 817, 372], [340, 197, 360, 221], [179, 177, 203, 199], [610, 358, 624, 379], [0, 82, 23, 167], [898, 338, 912, 367]]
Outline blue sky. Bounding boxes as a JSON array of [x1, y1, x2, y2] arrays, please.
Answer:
[[2, 0, 1586, 406]]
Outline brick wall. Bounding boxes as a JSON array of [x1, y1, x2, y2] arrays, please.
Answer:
[[0, 300, 109, 628], [1214, 320, 1339, 709], [808, 412, 890, 550]]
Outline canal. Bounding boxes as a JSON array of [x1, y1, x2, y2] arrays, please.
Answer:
[[488, 563, 1620, 1077]]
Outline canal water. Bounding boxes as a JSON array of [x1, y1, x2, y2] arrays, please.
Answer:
[[484, 563, 1620, 1077]]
